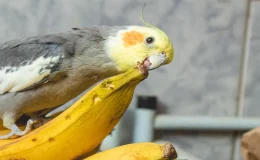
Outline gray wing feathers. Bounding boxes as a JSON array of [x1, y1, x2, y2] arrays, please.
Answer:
[[0, 32, 81, 94], [0, 35, 68, 67], [0, 26, 119, 94]]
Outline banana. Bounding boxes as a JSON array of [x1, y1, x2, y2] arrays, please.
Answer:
[[85, 142, 178, 160], [0, 66, 147, 160]]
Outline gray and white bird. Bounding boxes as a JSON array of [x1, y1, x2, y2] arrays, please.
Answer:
[[0, 25, 174, 139]]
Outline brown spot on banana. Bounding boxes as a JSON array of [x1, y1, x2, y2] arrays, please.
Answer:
[[65, 115, 71, 120], [48, 137, 55, 142], [93, 94, 101, 105], [103, 81, 115, 90]]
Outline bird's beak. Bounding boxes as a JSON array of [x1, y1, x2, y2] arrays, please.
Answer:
[[144, 53, 167, 70]]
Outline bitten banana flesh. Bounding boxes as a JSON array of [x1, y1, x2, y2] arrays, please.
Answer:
[[0, 66, 147, 160], [85, 142, 178, 160]]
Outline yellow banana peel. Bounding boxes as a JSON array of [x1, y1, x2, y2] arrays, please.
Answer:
[[0, 67, 147, 160], [85, 142, 178, 160]]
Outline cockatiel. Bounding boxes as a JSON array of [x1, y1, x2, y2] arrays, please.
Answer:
[[0, 24, 174, 139]]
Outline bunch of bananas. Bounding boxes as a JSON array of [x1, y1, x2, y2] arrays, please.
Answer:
[[0, 67, 178, 160]]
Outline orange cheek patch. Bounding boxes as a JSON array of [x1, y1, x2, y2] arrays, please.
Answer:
[[122, 30, 144, 47]]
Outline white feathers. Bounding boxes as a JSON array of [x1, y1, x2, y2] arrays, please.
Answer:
[[0, 56, 60, 94]]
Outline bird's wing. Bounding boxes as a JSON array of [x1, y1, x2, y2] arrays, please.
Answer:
[[0, 33, 77, 94]]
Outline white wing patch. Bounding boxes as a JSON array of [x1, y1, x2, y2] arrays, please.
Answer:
[[0, 56, 60, 94]]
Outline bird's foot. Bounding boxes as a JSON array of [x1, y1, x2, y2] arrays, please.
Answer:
[[0, 119, 37, 139], [32, 117, 53, 129]]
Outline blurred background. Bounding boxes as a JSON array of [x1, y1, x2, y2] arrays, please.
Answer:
[[0, 0, 259, 159]]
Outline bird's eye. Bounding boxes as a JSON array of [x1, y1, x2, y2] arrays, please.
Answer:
[[146, 37, 154, 44]]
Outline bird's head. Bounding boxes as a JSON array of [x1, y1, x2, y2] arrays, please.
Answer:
[[105, 25, 174, 72]]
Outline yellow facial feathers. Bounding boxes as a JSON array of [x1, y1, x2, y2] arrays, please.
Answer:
[[105, 25, 174, 72]]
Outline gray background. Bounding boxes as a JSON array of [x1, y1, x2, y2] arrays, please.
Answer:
[[0, 0, 259, 160]]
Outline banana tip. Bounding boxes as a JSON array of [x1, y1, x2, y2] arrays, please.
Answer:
[[136, 63, 149, 77], [164, 143, 178, 160]]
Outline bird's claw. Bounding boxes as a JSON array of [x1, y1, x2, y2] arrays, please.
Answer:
[[0, 119, 38, 139], [32, 117, 53, 129]]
